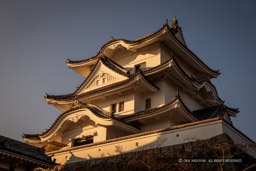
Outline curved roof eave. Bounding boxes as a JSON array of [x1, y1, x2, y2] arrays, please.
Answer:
[[67, 24, 219, 78], [66, 23, 169, 67], [24, 104, 139, 143], [163, 28, 220, 78], [123, 94, 198, 122], [226, 106, 239, 117], [199, 81, 223, 105], [144, 57, 223, 105], [40, 107, 111, 140], [45, 71, 159, 105]]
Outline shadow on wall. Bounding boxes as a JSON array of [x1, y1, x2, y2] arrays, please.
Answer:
[[65, 152, 85, 165], [62, 126, 199, 165], [61, 133, 256, 171], [62, 131, 168, 165]]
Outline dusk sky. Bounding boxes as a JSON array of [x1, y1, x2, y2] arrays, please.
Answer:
[[0, 0, 255, 142]]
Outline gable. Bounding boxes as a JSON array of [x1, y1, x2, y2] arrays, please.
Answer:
[[76, 60, 128, 95]]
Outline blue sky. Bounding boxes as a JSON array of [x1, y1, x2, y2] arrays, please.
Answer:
[[0, 0, 255, 142]]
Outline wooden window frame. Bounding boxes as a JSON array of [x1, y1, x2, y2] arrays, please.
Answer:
[[72, 136, 94, 147], [119, 101, 124, 112], [111, 103, 117, 114], [145, 98, 151, 109]]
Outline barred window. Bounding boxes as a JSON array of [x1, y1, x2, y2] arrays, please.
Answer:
[[102, 78, 106, 84], [96, 80, 100, 85], [111, 103, 117, 113], [72, 136, 93, 147], [119, 101, 124, 112], [145, 98, 151, 109]]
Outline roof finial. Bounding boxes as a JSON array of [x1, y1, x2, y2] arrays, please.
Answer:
[[165, 19, 168, 25], [170, 16, 178, 29]]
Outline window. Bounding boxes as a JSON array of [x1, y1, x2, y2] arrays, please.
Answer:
[[145, 98, 151, 109], [111, 103, 117, 114], [102, 78, 107, 84], [96, 80, 100, 85], [134, 62, 146, 72], [134, 64, 141, 72], [72, 136, 93, 147], [119, 101, 124, 112]]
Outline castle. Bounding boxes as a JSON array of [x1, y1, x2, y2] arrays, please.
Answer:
[[23, 18, 255, 165]]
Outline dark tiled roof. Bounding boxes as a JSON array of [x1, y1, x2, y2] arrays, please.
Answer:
[[101, 56, 127, 75], [74, 56, 129, 94], [46, 71, 158, 101], [121, 93, 198, 121], [144, 57, 224, 104], [0, 135, 55, 165], [47, 56, 223, 108], [66, 55, 98, 64], [193, 105, 225, 120], [46, 56, 129, 100], [67, 21, 219, 76], [22, 134, 40, 140], [193, 105, 239, 120], [26, 103, 112, 137], [24, 103, 140, 140], [47, 57, 184, 101], [66, 23, 170, 65]]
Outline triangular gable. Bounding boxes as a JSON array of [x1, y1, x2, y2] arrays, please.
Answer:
[[75, 58, 129, 95]]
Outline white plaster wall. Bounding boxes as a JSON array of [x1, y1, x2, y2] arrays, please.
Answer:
[[134, 92, 144, 112], [160, 45, 200, 78], [51, 120, 226, 165], [175, 57, 203, 78], [140, 118, 171, 132], [180, 91, 204, 111], [134, 80, 167, 112], [61, 126, 98, 146], [163, 81, 177, 103], [150, 81, 166, 108], [160, 47, 171, 63], [107, 127, 127, 139], [114, 45, 161, 71], [94, 127, 107, 142], [62, 126, 107, 144], [94, 92, 135, 117]]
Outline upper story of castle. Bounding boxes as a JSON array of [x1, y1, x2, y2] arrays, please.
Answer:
[[44, 18, 228, 118], [23, 18, 238, 154]]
